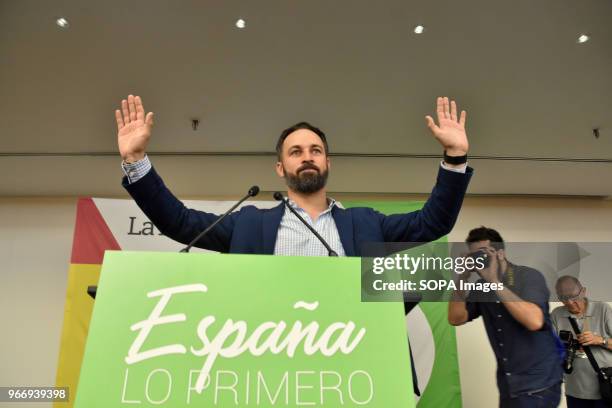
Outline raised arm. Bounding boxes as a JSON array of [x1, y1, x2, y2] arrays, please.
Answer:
[[380, 97, 472, 242], [115, 95, 235, 252]]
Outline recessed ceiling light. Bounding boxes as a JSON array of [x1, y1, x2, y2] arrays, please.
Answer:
[[56, 17, 69, 29], [235, 19, 246, 29], [414, 25, 425, 34], [577, 34, 590, 43]]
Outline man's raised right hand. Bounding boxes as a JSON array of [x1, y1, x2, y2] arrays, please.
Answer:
[[115, 94, 154, 163]]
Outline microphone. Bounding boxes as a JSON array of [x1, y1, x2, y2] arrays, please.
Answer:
[[273, 192, 338, 256], [180, 185, 260, 253], [87, 186, 259, 300]]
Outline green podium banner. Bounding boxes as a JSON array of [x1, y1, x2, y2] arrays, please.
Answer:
[[75, 251, 415, 407]]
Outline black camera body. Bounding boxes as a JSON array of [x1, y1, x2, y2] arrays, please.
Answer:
[[559, 330, 580, 374], [466, 249, 490, 269]]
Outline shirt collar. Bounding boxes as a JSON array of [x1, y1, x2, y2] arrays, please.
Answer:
[[286, 197, 337, 214]]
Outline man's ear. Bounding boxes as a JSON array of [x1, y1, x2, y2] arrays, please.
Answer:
[[497, 249, 505, 261], [275, 161, 284, 178], [326, 157, 330, 170]]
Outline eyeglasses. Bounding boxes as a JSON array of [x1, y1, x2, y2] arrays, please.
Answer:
[[558, 287, 585, 302]]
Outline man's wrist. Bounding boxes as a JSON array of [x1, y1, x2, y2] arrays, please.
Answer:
[[445, 147, 468, 156], [123, 152, 146, 164], [121, 155, 152, 184], [443, 150, 468, 166]]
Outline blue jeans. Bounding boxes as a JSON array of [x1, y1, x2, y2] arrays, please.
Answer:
[[500, 383, 561, 408], [566, 395, 609, 408]]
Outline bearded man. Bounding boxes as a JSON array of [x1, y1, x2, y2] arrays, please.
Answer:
[[116, 95, 472, 256]]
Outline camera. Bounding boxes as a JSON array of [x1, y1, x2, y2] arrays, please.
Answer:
[[466, 249, 490, 269], [559, 330, 579, 374]]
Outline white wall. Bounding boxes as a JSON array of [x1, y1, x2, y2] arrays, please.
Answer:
[[0, 198, 75, 408], [1, 195, 612, 408]]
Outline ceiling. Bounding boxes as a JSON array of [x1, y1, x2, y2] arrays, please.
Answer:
[[1, 0, 611, 197]]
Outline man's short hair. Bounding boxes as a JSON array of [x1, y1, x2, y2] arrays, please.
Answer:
[[466, 226, 505, 251], [276, 122, 329, 160], [555, 275, 582, 291]]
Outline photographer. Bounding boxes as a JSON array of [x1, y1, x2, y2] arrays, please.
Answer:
[[448, 227, 563, 407], [551, 276, 612, 408]]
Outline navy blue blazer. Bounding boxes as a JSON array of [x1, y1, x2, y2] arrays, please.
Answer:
[[123, 166, 472, 256]]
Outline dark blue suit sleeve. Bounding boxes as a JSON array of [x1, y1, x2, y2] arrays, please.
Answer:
[[122, 167, 235, 252], [379, 166, 473, 242]]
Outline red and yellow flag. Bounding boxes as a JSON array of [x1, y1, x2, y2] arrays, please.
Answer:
[[54, 198, 120, 408]]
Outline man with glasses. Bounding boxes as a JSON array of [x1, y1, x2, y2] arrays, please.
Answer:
[[551, 276, 612, 408]]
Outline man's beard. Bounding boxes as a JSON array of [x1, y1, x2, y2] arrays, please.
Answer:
[[284, 163, 329, 194]]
